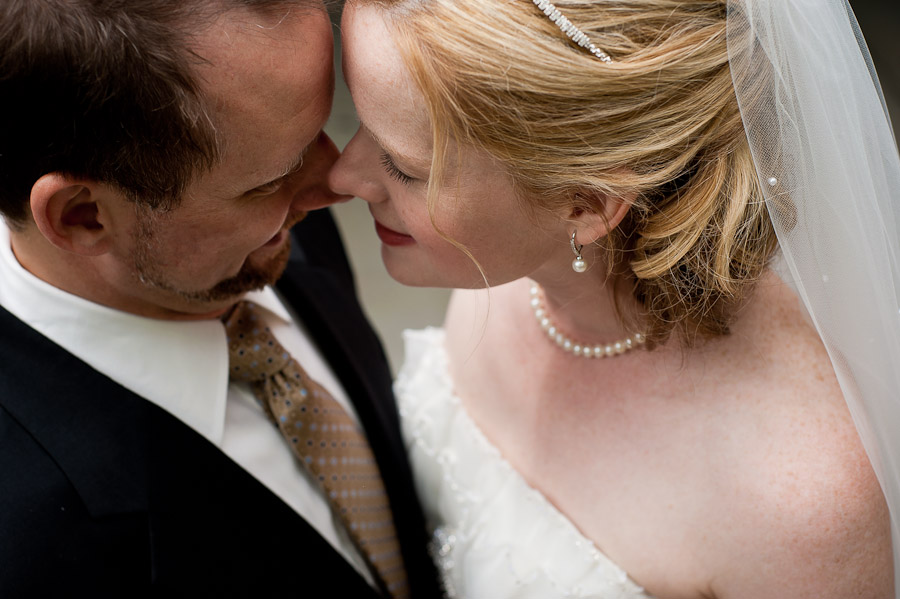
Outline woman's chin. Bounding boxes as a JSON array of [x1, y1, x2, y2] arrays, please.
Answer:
[[381, 253, 493, 290]]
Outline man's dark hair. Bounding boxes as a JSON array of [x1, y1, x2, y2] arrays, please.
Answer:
[[0, 0, 329, 226]]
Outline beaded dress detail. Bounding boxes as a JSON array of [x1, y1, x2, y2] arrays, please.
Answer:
[[395, 328, 652, 599]]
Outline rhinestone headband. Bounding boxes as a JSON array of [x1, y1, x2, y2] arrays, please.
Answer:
[[531, 0, 612, 63]]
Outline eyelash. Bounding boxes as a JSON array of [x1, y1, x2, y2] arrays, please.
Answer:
[[250, 179, 285, 197], [380, 152, 414, 186]]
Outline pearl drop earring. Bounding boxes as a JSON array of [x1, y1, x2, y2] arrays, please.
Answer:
[[570, 231, 587, 273]]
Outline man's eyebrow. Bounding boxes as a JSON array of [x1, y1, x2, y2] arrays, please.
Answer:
[[247, 143, 311, 193], [274, 144, 312, 181]]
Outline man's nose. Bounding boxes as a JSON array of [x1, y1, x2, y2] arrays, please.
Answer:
[[292, 132, 353, 212]]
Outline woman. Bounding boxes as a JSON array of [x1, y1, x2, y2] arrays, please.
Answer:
[[329, 0, 899, 596]]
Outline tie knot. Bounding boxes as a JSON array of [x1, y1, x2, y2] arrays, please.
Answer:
[[223, 301, 290, 382]]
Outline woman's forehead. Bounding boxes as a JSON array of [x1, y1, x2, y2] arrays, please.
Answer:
[[342, 4, 432, 157]]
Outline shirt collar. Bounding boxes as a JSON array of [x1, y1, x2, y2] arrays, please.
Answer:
[[0, 225, 287, 446]]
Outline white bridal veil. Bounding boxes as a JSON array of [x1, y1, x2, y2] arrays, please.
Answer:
[[727, 0, 900, 590]]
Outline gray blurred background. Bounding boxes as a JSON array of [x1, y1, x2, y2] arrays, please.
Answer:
[[322, 1, 900, 374]]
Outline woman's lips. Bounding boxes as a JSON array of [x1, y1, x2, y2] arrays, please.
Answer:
[[375, 221, 415, 246]]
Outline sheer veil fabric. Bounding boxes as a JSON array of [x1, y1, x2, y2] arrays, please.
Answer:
[[727, 0, 900, 590]]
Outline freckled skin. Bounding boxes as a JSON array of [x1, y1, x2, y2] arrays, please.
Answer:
[[331, 4, 893, 597], [444, 274, 892, 598], [330, 5, 573, 291]]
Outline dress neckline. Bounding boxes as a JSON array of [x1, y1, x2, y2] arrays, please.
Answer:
[[397, 327, 652, 598]]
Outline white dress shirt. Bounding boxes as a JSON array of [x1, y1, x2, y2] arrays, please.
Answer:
[[0, 225, 374, 586]]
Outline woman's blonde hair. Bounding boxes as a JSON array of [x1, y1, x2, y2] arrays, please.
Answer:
[[361, 0, 778, 345]]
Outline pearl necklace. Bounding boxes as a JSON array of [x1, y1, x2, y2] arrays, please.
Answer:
[[529, 284, 645, 358]]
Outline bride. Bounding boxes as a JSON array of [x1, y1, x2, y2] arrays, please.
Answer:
[[329, 0, 899, 596]]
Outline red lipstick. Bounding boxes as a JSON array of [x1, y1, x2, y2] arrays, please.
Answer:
[[374, 221, 415, 247]]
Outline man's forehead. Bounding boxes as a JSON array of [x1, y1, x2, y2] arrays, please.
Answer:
[[191, 5, 311, 64], [181, 4, 334, 198], [190, 5, 329, 120]]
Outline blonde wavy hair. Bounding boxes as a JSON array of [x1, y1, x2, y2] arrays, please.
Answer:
[[358, 0, 778, 345]]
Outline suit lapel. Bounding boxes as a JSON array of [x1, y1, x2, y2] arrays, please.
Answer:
[[144, 402, 380, 596], [0, 305, 381, 595]]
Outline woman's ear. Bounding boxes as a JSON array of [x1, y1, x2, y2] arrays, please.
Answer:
[[29, 173, 115, 256], [565, 187, 634, 245]]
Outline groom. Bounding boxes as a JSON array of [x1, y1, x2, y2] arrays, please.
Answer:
[[0, 0, 440, 596]]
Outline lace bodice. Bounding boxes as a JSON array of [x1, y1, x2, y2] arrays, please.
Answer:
[[396, 327, 652, 599]]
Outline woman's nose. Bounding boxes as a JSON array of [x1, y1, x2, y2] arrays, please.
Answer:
[[327, 127, 388, 205]]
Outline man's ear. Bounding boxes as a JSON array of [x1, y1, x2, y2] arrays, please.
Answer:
[[565, 188, 633, 245], [29, 173, 115, 256]]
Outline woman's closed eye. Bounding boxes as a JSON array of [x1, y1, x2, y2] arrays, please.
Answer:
[[380, 152, 415, 186]]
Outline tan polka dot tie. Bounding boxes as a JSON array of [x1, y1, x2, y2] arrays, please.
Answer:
[[224, 301, 409, 598]]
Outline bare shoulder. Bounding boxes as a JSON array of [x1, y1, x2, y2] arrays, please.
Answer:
[[698, 273, 893, 598]]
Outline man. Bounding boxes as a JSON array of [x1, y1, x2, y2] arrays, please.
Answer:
[[0, 1, 441, 596]]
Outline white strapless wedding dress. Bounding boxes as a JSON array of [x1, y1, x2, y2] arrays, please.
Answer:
[[395, 328, 653, 599]]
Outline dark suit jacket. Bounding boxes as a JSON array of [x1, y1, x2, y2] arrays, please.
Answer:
[[0, 209, 442, 598]]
